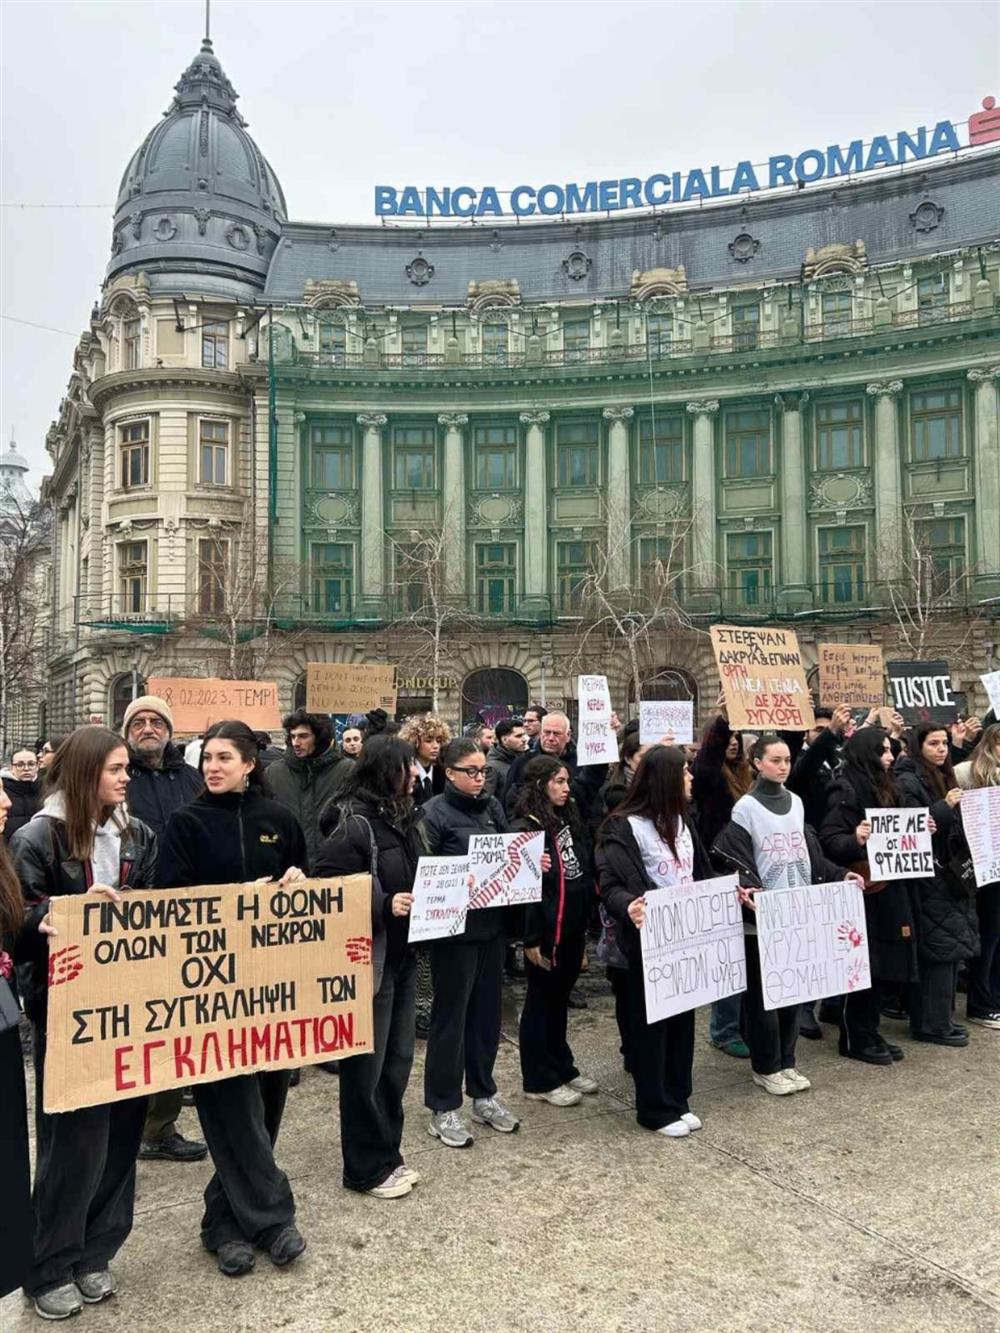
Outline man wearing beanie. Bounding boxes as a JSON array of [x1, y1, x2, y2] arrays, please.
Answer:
[[122, 695, 208, 1165]]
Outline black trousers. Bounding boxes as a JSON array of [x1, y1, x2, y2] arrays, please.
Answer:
[[143, 1087, 184, 1142], [340, 952, 417, 1191], [424, 933, 505, 1112], [839, 983, 883, 1055], [194, 1070, 294, 1250], [28, 1023, 147, 1296], [622, 962, 695, 1130], [910, 960, 959, 1038], [742, 934, 800, 1076], [518, 933, 584, 1093], [608, 966, 630, 1070], [968, 887, 1000, 1017]]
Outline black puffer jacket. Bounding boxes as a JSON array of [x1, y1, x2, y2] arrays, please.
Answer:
[[504, 738, 608, 825], [691, 714, 741, 851], [156, 787, 307, 889], [595, 814, 712, 965], [508, 811, 594, 961], [819, 773, 917, 984], [263, 745, 344, 871], [787, 726, 843, 830], [3, 777, 42, 841], [126, 741, 203, 839], [893, 754, 979, 963], [422, 782, 507, 943], [483, 743, 519, 800], [10, 810, 157, 1025]]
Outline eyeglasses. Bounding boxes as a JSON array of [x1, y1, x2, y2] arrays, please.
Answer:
[[451, 766, 486, 778], [11, 761, 38, 770]]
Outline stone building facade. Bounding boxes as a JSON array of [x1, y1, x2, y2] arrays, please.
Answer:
[[41, 40, 1000, 734]]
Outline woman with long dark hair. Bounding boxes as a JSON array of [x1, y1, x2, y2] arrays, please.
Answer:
[[819, 728, 916, 1064], [11, 728, 158, 1320], [157, 721, 309, 1277], [955, 722, 1000, 1030], [595, 745, 711, 1136], [314, 735, 423, 1198], [0, 778, 33, 1302], [894, 723, 979, 1046], [510, 755, 597, 1107]]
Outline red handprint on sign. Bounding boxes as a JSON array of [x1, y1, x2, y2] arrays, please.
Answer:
[[49, 945, 83, 987], [846, 957, 866, 992], [836, 921, 863, 949], [345, 937, 372, 965]]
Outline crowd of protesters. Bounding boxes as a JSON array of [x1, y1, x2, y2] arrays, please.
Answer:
[[1, 686, 997, 1317]]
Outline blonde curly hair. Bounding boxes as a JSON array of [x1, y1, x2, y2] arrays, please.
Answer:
[[399, 713, 452, 746]]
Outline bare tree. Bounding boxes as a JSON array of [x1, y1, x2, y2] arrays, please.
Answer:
[[0, 496, 51, 754], [878, 512, 982, 667]]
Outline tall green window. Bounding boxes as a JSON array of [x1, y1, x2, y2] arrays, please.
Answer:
[[311, 424, 354, 489], [815, 400, 863, 470], [476, 544, 517, 614], [481, 323, 508, 366], [311, 543, 353, 614], [917, 273, 947, 325], [563, 318, 590, 363], [724, 409, 771, 477], [732, 303, 760, 349], [818, 526, 866, 604], [821, 290, 852, 335], [638, 414, 683, 484], [474, 425, 518, 489], [638, 535, 684, 596], [556, 540, 597, 610], [726, 531, 772, 606], [401, 326, 427, 366], [393, 426, 436, 489], [199, 420, 229, 486], [914, 517, 966, 596], [319, 320, 346, 363], [556, 420, 599, 487], [646, 312, 673, 357], [911, 389, 962, 461]]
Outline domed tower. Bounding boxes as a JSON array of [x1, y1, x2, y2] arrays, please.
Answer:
[[0, 430, 32, 514], [106, 37, 286, 298]]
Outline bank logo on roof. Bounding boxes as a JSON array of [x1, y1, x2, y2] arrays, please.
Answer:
[[375, 96, 999, 221]]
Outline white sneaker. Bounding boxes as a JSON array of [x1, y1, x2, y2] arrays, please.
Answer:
[[428, 1110, 474, 1148], [966, 1012, 1000, 1030], [657, 1119, 690, 1137], [781, 1067, 811, 1092], [567, 1074, 599, 1094], [525, 1084, 582, 1107], [366, 1165, 413, 1198], [752, 1071, 796, 1096], [397, 1163, 421, 1186], [680, 1112, 702, 1131]]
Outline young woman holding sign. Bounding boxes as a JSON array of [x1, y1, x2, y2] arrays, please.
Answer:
[[894, 724, 979, 1046], [314, 735, 423, 1198], [10, 728, 158, 1320], [156, 720, 309, 1278], [955, 723, 1000, 1030], [712, 736, 864, 1096], [595, 745, 711, 1137], [819, 728, 916, 1064], [509, 755, 597, 1107]]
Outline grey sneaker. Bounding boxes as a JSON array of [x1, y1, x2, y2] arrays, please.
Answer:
[[32, 1283, 83, 1320], [428, 1110, 474, 1148], [471, 1095, 520, 1133], [75, 1269, 116, 1303]]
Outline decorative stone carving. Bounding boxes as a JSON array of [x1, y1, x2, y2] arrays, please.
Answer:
[[471, 494, 522, 526], [637, 486, 689, 520], [803, 240, 868, 280], [302, 278, 360, 308], [153, 216, 177, 241], [489, 230, 502, 253], [467, 279, 521, 312], [193, 208, 211, 235], [774, 392, 810, 411], [328, 229, 339, 251], [519, 410, 551, 427], [111, 229, 124, 255], [967, 365, 1000, 382], [629, 266, 688, 300], [306, 494, 359, 527], [356, 413, 388, 429], [437, 413, 469, 430], [562, 250, 592, 281], [728, 232, 760, 263], [866, 380, 903, 398], [226, 223, 250, 251], [685, 400, 720, 417], [817, 274, 853, 293], [251, 222, 266, 255], [406, 255, 434, 286], [910, 200, 944, 233], [809, 473, 873, 509], [129, 211, 144, 240], [602, 406, 635, 423]]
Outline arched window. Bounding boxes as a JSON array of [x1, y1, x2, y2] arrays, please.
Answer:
[[461, 668, 529, 727], [109, 671, 145, 729]]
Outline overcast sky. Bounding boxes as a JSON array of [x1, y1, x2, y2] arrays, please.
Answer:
[[2, 0, 998, 481]]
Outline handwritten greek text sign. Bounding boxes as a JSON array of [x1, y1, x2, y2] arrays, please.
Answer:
[[756, 880, 870, 1011], [305, 663, 397, 716], [408, 857, 471, 943], [865, 808, 933, 881], [577, 674, 617, 765], [710, 626, 814, 731], [147, 677, 281, 734], [961, 787, 1000, 889], [638, 700, 694, 746], [817, 643, 885, 709], [467, 831, 544, 907], [43, 877, 374, 1112], [640, 874, 745, 1023]]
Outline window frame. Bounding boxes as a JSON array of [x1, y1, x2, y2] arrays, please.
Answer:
[[473, 424, 518, 490], [475, 542, 517, 614], [310, 541, 354, 615], [817, 524, 867, 605], [562, 317, 591, 363], [481, 322, 509, 366], [201, 319, 229, 370], [123, 317, 141, 370], [910, 387, 963, 462], [815, 399, 864, 471], [637, 413, 684, 485], [119, 419, 151, 490], [555, 419, 600, 488], [726, 530, 774, 606], [309, 423, 355, 490], [197, 537, 229, 615], [118, 539, 148, 614], [913, 515, 966, 597], [198, 418, 230, 488], [318, 319, 347, 363], [556, 539, 598, 611], [724, 409, 772, 479], [392, 425, 437, 490], [731, 302, 760, 350]]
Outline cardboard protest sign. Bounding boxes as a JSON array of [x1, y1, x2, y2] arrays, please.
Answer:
[[756, 880, 870, 1011], [147, 677, 281, 733], [864, 808, 933, 881], [408, 857, 471, 943], [640, 874, 745, 1023], [43, 877, 374, 1113], [817, 643, 885, 710], [467, 831, 544, 908], [960, 787, 1000, 889], [981, 671, 1000, 717], [305, 663, 397, 716], [885, 660, 957, 726], [576, 674, 618, 765], [710, 626, 814, 731], [638, 700, 694, 746]]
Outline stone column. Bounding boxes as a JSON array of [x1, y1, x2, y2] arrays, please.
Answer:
[[968, 366, 1000, 580], [519, 410, 550, 601], [866, 381, 903, 580], [685, 400, 719, 589], [776, 392, 809, 599], [438, 412, 469, 597], [357, 413, 387, 599], [603, 406, 634, 589]]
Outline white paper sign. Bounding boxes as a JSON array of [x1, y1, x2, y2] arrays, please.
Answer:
[[408, 857, 471, 943], [467, 831, 545, 908], [639, 700, 694, 746], [981, 671, 1000, 716], [577, 674, 617, 765], [865, 807, 933, 881], [961, 787, 1000, 889], [756, 880, 871, 1010], [640, 874, 745, 1023]]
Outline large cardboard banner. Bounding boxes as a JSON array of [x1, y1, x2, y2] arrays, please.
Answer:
[[885, 660, 958, 726], [710, 626, 814, 731], [961, 787, 1000, 889], [640, 874, 745, 1023], [44, 877, 374, 1112], [865, 808, 933, 880], [408, 857, 472, 943], [305, 663, 397, 716], [576, 674, 618, 765], [756, 881, 871, 1011], [147, 677, 281, 733], [817, 643, 885, 710], [468, 831, 544, 908], [638, 700, 694, 746]]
